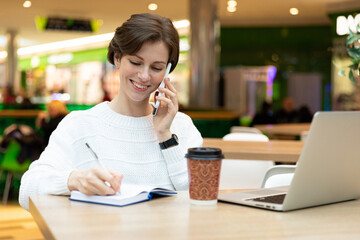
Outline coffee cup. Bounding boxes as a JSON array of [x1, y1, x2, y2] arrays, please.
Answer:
[[185, 147, 224, 205]]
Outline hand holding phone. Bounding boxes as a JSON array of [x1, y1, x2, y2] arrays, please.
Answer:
[[152, 63, 172, 116]]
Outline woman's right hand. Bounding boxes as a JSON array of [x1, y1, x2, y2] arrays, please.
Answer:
[[67, 167, 123, 195]]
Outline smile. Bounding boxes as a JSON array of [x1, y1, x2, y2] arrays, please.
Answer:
[[130, 80, 149, 91]]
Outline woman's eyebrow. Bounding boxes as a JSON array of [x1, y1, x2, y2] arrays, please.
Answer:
[[133, 54, 167, 64], [133, 54, 143, 60]]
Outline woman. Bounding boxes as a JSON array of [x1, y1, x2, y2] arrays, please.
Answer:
[[36, 100, 69, 146], [19, 13, 203, 210]]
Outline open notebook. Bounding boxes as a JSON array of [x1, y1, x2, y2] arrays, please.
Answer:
[[218, 111, 360, 211], [70, 184, 177, 207]]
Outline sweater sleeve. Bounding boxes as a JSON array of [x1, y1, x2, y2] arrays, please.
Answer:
[[161, 113, 203, 190], [19, 115, 76, 211]]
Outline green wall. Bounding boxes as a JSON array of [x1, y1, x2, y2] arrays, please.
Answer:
[[18, 48, 108, 70], [220, 26, 332, 110]]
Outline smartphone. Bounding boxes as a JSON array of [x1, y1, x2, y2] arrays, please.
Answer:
[[152, 62, 172, 116]]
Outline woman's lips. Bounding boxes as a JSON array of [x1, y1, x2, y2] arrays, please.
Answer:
[[130, 80, 149, 92]]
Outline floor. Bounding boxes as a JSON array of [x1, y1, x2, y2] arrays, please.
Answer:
[[0, 201, 44, 240]]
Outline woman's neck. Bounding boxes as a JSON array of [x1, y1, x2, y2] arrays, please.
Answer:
[[108, 95, 153, 117]]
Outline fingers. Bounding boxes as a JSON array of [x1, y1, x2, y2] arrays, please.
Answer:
[[71, 167, 122, 196], [160, 78, 177, 96], [91, 167, 124, 195], [108, 170, 123, 193], [79, 169, 114, 195], [156, 78, 178, 111]]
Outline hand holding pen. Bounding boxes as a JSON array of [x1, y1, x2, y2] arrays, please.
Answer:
[[67, 143, 123, 195], [85, 143, 111, 177]]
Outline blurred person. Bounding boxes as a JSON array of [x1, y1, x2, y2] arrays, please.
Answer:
[[0, 124, 44, 164], [297, 105, 313, 123], [19, 13, 203, 210], [250, 101, 276, 126], [36, 100, 69, 146], [18, 88, 36, 109], [274, 96, 298, 123], [2, 87, 16, 104]]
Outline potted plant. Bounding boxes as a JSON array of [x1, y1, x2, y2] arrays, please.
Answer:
[[346, 29, 360, 86]]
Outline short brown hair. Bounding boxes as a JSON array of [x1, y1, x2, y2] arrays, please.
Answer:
[[107, 13, 179, 72]]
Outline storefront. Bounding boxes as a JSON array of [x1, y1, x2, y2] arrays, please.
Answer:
[[16, 36, 190, 106]]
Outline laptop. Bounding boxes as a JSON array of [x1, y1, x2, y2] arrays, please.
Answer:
[[218, 111, 360, 211]]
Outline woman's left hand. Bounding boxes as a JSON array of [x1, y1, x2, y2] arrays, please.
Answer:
[[153, 77, 178, 142]]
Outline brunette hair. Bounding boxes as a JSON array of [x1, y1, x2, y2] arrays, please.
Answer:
[[107, 13, 179, 72]]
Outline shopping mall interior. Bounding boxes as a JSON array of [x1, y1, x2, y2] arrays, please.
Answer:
[[1, 1, 359, 107], [0, 1, 360, 238], [0, 0, 359, 134]]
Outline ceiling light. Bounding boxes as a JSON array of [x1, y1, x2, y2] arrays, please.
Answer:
[[23, 1, 31, 8], [227, 0, 237, 7], [148, 3, 158, 11], [289, 8, 299, 16], [227, 6, 237, 13]]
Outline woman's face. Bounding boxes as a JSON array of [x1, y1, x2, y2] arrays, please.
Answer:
[[115, 41, 169, 103]]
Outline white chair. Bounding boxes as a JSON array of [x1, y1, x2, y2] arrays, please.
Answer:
[[223, 132, 269, 142], [230, 126, 262, 135], [260, 165, 296, 188], [260, 130, 307, 189], [219, 132, 274, 190], [300, 130, 309, 142]]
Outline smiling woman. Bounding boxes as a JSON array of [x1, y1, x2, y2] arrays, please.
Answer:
[[19, 13, 203, 211]]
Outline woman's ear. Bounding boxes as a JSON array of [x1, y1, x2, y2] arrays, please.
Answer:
[[114, 54, 121, 68]]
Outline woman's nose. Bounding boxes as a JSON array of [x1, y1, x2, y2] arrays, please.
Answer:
[[138, 67, 151, 82]]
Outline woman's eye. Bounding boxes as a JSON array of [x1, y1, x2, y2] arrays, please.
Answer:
[[130, 61, 140, 66], [152, 67, 163, 71]]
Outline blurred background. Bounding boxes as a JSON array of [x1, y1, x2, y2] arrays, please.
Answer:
[[0, 1, 360, 238], [1, 1, 360, 113], [0, 0, 359, 205]]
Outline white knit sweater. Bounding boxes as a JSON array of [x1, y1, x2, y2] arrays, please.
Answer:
[[19, 102, 203, 210]]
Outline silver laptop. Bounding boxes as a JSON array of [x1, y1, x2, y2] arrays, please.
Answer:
[[218, 111, 360, 211]]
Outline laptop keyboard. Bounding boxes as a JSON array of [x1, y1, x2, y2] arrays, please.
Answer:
[[248, 194, 286, 204]]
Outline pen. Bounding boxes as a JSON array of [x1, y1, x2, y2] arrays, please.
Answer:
[[85, 142, 111, 186]]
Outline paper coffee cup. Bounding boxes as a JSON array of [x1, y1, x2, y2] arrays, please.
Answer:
[[185, 147, 224, 205]]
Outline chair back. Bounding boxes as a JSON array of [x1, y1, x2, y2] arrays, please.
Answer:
[[300, 130, 309, 141], [0, 140, 31, 172], [230, 126, 262, 135], [223, 132, 269, 142], [220, 132, 273, 189], [261, 165, 296, 188]]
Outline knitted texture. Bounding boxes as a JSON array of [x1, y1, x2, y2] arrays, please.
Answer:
[[19, 102, 203, 210]]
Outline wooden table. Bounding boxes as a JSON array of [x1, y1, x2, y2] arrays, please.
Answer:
[[254, 123, 311, 136], [30, 192, 360, 240], [203, 138, 303, 163]]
